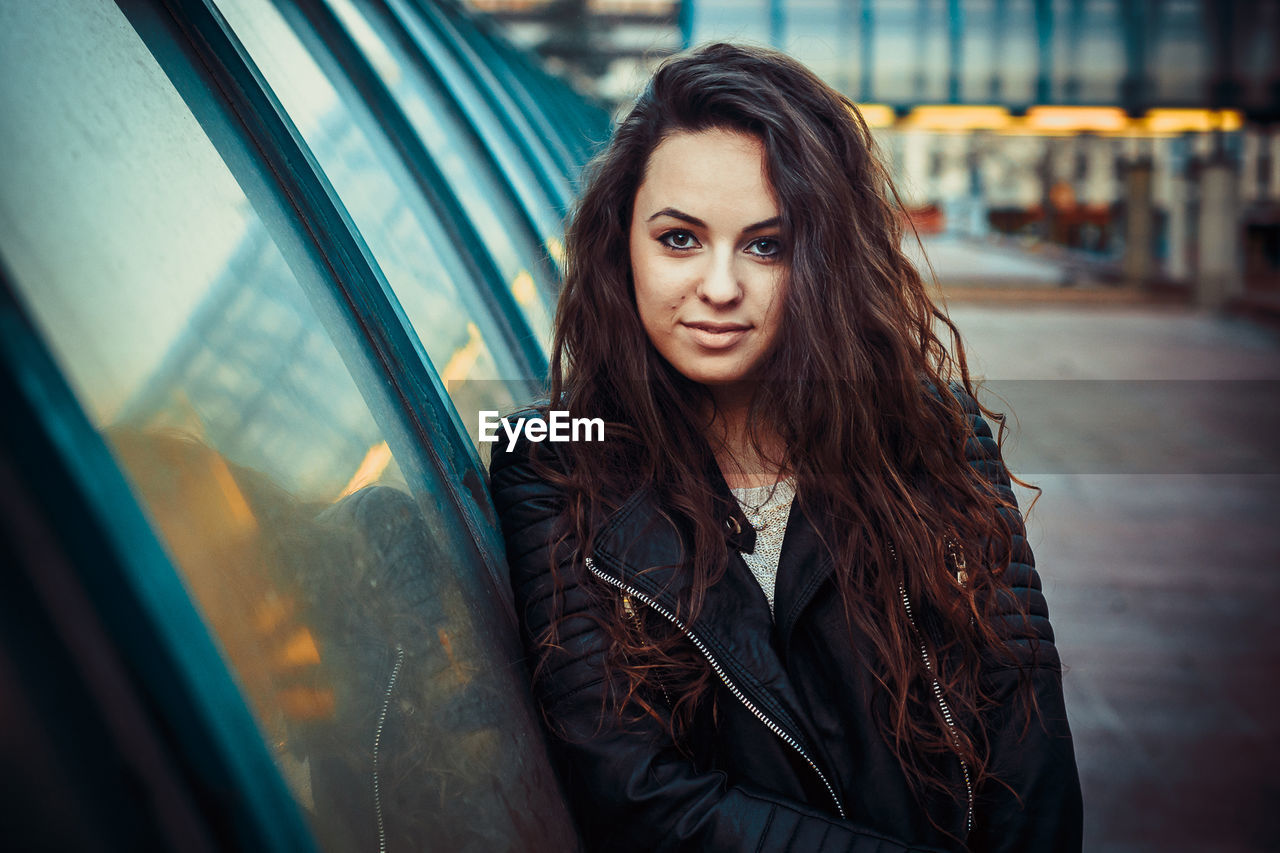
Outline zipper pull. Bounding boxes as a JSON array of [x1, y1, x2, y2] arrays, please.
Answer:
[[947, 539, 968, 587], [618, 593, 673, 708], [947, 540, 977, 632]]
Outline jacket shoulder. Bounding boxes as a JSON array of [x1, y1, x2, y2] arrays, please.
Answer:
[[486, 407, 575, 578], [943, 385, 1060, 669]]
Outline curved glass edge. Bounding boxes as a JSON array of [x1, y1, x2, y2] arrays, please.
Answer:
[[118, 0, 516, 606], [0, 264, 318, 853], [433, 0, 578, 179], [406, 0, 573, 213], [319, 0, 564, 329], [261, 0, 551, 381], [376, 0, 567, 240], [463, 3, 612, 160], [436, 0, 609, 173]]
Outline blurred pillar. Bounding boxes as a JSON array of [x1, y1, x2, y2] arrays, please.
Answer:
[[1241, 128, 1262, 205], [1119, 0, 1150, 118], [1037, 138, 1053, 239], [1062, 0, 1084, 103], [1121, 153, 1155, 286], [947, 0, 963, 104], [900, 131, 932, 209], [1165, 136, 1193, 283], [988, 0, 1006, 101], [1033, 0, 1053, 104], [1271, 130, 1280, 202], [966, 134, 988, 238], [859, 0, 875, 102], [1081, 135, 1115, 208], [678, 0, 693, 49], [913, 0, 928, 99], [836, 0, 854, 92], [1195, 152, 1243, 309], [1042, 137, 1081, 248]]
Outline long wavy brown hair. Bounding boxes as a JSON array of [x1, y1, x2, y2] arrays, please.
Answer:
[[532, 42, 1036, 822]]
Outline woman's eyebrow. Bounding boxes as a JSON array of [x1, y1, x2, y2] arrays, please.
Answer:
[[646, 208, 781, 234], [741, 216, 780, 233], [646, 207, 705, 227]]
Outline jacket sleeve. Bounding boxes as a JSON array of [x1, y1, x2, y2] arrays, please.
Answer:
[[488, 423, 946, 853], [957, 393, 1084, 853]]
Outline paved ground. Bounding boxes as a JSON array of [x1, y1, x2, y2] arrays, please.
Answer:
[[941, 290, 1280, 851], [906, 233, 1071, 285]]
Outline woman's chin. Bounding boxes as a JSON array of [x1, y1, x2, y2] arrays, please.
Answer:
[[680, 372, 765, 406], [677, 366, 751, 387], [662, 352, 763, 389]]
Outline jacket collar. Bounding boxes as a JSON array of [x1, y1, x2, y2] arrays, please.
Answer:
[[772, 499, 836, 658], [704, 444, 757, 555], [590, 475, 837, 756], [589, 445, 755, 600], [591, 472, 834, 636]]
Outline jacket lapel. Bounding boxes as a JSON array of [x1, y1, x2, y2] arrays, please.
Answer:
[[591, 482, 832, 766], [590, 482, 692, 606], [773, 499, 837, 659], [590, 449, 754, 610]]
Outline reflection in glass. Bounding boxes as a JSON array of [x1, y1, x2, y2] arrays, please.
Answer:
[[0, 1, 576, 849], [214, 0, 524, 428], [110, 431, 529, 850], [325, 0, 560, 337], [112, 227, 399, 497]]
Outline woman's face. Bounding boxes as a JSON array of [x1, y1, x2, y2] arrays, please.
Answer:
[[629, 128, 786, 391]]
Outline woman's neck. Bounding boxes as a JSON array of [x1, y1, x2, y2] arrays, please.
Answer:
[[704, 386, 787, 490]]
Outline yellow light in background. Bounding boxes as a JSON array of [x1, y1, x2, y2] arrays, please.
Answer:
[[278, 627, 322, 668], [902, 105, 1012, 131], [511, 269, 536, 306], [337, 441, 393, 500], [1023, 106, 1128, 133], [545, 235, 565, 268], [854, 103, 895, 128], [441, 322, 483, 388], [208, 450, 259, 533], [1144, 108, 1243, 133], [1099, 123, 1176, 139]]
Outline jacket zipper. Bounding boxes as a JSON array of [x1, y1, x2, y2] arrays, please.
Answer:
[[373, 643, 405, 853], [585, 556, 846, 820], [892, 542, 975, 837]]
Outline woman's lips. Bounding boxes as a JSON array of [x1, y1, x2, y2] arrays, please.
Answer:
[[682, 321, 751, 350]]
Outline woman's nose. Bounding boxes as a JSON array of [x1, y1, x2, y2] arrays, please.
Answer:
[[695, 250, 742, 305]]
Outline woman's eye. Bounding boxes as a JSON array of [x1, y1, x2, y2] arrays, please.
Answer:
[[747, 238, 781, 258], [659, 230, 698, 250]]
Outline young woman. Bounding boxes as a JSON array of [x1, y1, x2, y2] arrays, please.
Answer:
[[489, 43, 1082, 852]]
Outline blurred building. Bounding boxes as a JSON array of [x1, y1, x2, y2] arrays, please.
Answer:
[[468, 0, 1280, 311]]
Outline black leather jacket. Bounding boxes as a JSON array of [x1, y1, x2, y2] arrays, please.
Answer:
[[488, 395, 1083, 852]]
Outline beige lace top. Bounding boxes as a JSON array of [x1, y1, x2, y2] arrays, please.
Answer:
[[728, 477, 797, 616]]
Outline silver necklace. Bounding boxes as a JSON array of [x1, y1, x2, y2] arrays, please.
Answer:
[[731, 477, 796, 532]]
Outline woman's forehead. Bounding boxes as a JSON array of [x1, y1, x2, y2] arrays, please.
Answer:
[[634, 128, 779, 226]]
